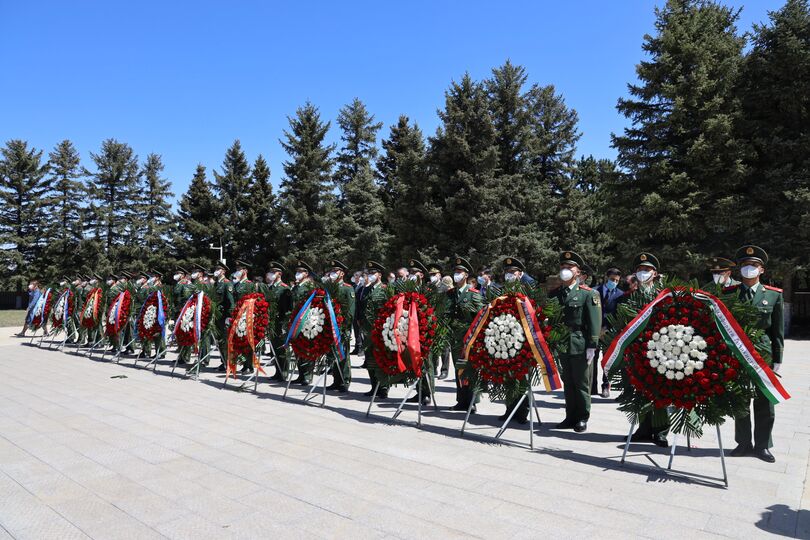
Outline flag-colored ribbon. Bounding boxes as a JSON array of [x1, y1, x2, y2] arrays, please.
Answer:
[[227, 296, 266, 377], [284, 290, 317, 347], [59, 289, 72, 328], [392, 295, 408, 373], [323, 291, 345, 364], [111, 291, 126, 333]]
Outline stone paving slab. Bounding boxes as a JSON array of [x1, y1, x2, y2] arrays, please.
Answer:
[[0, 328, 807, 539]]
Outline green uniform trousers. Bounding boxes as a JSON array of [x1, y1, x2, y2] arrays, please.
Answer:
[[451, 347, 478, 408], [560, 353, 592, 422], [735, 386, 775, 450]]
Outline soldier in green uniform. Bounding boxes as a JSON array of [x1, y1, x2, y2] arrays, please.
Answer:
[[85, 273, 106, 348], [213, 262, 235, 372], [324, 260, 355, 393], [260, 261, 292, 382], [131, 272, 150, 357], [139, 271, 167, 359], [728, 245, 783, 463], [704, 257, 739, 291], [172, 267, 194, 321], [406, 259, 432, 405], [291, 260, 319, 385], [361, 260, 389, 398], [500, 257, 532, 424], [447, 257, 484, 412], [65, 275, 83, 343], [427, 263, 452, 380], [549, 251, 601, 433], [628, 252, 670, 447], [230, 260, 257, 373]]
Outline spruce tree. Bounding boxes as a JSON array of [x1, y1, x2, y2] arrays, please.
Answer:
[[0, 140, 50, 288], [42, 140, 84, 279], [335, 98, 383, 198], [243, 154, 278, 270], [138, 153, 175, 268], [277, 102, 337, 264], [212, 140, 252, 262], [175, 164, 224, 264], [486, 60, 532, 176], [612, 0, 746, 274]]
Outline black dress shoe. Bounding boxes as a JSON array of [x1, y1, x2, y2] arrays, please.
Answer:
[[125, 347, 135, 354], [271, 373, 285, 382], [407, 394, 431, 405], [730, 443, 752, 457], [574, 421, 587, 433], [754, 448, 775, 463], [217, 364, 226, 372], [555, 419, 576, 429], [438, 371, 448, 380], [326, 382, 342, 390], [515, 415, 529, 425], [652, 433, 669, 448], [360, 362, 368, 368], [630, 431, 653, 442], [378, 390, 388, 399], [293, 378, 310, 386], [337, 385, 349, 393], [451, 402, 469, 411], [240, 365, 254, 374], [363, 389, 375, 397]]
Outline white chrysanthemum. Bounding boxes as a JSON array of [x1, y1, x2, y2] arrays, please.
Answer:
[[235, 312, 248, 337], [482, 313, 525, 360], [646, 323, 708, 378], [53, 297, 65, 320], [179, 305, 195, 332], [382, 311, 410, 352], [108, 307, 117, 325], [83, 300, 94, 318], [143, 305, 157, 329], [301, 307, 325, 340]]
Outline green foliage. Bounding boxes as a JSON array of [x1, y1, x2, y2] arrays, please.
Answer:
[[138, 154, 175, 269], [174, 165, 222, 264], [212, 140, 252, 263]]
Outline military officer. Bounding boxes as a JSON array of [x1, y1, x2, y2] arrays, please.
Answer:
[[447, 257, 484, 412], [232, 260, 256, 306], [361, 260, 389, 398], [705, 257, 739, 290], [426, 263, 452, 380], [500, 257, 532, 424], [171, 267, 191, 320], [406, 258, 432, 405], [261, 261, 292, 381], [213, 261, 235, 372], [628, 252, 670, 447], [549, 251, 601, 433], [408, 259, 428, 285], [728, 245, 783, 463], [291, 260, 319, 385], [324, 260, 355, 393]]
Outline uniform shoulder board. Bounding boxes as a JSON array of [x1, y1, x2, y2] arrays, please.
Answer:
[[580, 285, 592, 291], [280, 282, 289, 288], [341, 282, 352, 288], [723, 285, 740, 293], [764, 285, 783, 293]]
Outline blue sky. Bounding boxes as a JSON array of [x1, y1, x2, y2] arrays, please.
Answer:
[[1, 1, 783, 202]]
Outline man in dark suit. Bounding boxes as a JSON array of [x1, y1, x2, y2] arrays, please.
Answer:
[[591, 267, 625, 398]]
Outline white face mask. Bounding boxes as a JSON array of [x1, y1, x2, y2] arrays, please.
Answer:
[[367, 274, 378, 284], [408, 275, 418, 282], [559, 268, 574, 282], [357, 277, 365, 286], [712, 273, 726, 285], [231, 271, 242, 281], [191, 272, 200, 280], [741, 265, 760, 279], [214, 269, 224, 278], [295, 272, 305, 282], [173, 273, 181, 281], [89, 279, 97, 285], [106, 279, 115, 286], [328, 271, 339, 282], [28, 284, 34, 291], [430, 275, 440, 284], [505, 273, 517, 282], [636, 270, 653, 283], [146, 278, 155, 286], [453, 273, 465, 283], [136, 278, 146, 286]]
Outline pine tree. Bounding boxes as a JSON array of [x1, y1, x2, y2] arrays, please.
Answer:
[[277, 102, 337, 264], [0, 140, 50, 288], [175, 164, 224, 264], [612, 0, 746, 274], [41, 140, 84, 279], [212, 140, 252, 262], [738, 0, 810, 287], [486, 60, 532, 176], [334, 99, 389, 267], [138, 153, 175, 269], [243, 154, 278, 270], [84, 139, 141, 267]]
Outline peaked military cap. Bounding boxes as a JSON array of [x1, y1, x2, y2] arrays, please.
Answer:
[[559, 250, 585, 268], [453, 256, 473, 274], [137, 271, 150, 280], [295, 260, 314, 274], [408, 259, 428, 274], [214, 260, 230, 273], [107, 273, 118, 281], [92, 272, 104, 281], [707, 257, 735, 272], [150, 269, 163, 279], [61, 275, 71, 283], [503, 257, 525, 272], [234, 259, 252, 269], [428, 263, 443, 274], [329, 259, 348, 272], [191, 263, 207, 273], [175, 266, 188, 275], [735, 245, 768, 265], [267, 261, 286, 273], [633, 252, 660, 270], [366, 260, 386, 274]]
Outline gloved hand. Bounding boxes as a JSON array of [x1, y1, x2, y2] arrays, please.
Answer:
[[586, 348, 596, 366], [773, 363, 781, 374], [225, 317, 232, 327]]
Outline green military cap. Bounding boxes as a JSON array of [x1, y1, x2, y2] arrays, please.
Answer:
[[138, 271, 150, 280], [428, 263, 443, 275], [453, 256, 473, 274], [707, 256, 735, 272], [62, 275, 71, 283], [633, 252, 660, 270], [735, 245, 768, 265], [559, 250, 585, 268], [267, 261, 286, 273], [191, 263, 207, 273], [235, 259, 252, 269], [214, 260, 230, 273], [150, 269, 163, 279], [503, 257, 525, 272], [295, 260, 314, 274], [408, 258, 428, 274], [175, 266, 189, 275], [119, 271, 132, 280], [107, 273, 118, 281], [366, 260, 386, 273], [329, 259, 348, 272], [92, 272, 104, 281]]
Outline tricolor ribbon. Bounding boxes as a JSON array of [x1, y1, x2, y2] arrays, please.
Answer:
[[33, 288, 51, 325], [323, 291, 345, 364], [602, 287, 790, 405], [283, 290, 317, 347], [111, 292, 125, 333], [59, 289, 71, 328]]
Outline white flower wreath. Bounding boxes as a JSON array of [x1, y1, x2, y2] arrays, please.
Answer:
[[381, 311, 410, 352], [179, 304, 196, 332], [483, 313, 525, 359], [645, 324, 708, 381], [143, 305, 157, 329], [301, 307, 325, 339]]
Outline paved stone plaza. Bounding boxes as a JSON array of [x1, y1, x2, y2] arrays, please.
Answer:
[[0, 328, 807, 539]]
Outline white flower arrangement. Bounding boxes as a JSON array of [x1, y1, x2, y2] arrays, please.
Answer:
[[483, 313, 525, 359], [235, 312, 248, 337], [53, 296, 66, 321], [646, 324, 708, 381], [382, 311, 410, 352], [143, 305, 157, 329], [107, 306, 117, 325], [83, 299, 95, 319], [301, 307, 325, 340], [179, 304, 195, 332]]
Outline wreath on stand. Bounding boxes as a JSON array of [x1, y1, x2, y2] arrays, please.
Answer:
[[31, 288, 54, 329], [602, 280, 790, 437], [174, 292, 213, 349], [137, 290, 169, 341], [51, 289, 74, 329], [80, 288, 103, 329], [285, 286, 346, 374], [104, 290, 132, 338], [226, 292, 269, 376]]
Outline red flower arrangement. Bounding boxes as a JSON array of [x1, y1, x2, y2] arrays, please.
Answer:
[[137, 290, 168, 341], [371, 292, 437, 377], [466, 293, 553, 385], [623, 294, 739, 412], [175, 293, 212, 348], [288, 289, 344, 362], [104, 291, 132, 337], [227, 292, 269, 370], [51, 289, 74, 328], [80, 288, 103, 329], [31, 289, 54, 329]]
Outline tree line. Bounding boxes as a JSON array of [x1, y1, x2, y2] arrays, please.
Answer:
[[1, 0, 808, 296]]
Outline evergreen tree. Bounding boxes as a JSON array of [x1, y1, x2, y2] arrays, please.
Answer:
[[212, 140, 252, 262], [84, 139, 141, 266], [0, 140, 50, 288], [243, 154, 278, 270], [175, 164, 223, 264], [42, 140, 84, 279], [277, 102, 337, 263], [486, 60, 532, 176], [138, 153, 175, 268], [334, 99, 389, 267], [612, 0, 746, 274], [738, 0, 810, 288]]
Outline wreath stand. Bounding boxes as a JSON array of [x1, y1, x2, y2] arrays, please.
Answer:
[[27, 326, 41, 345], [182, 334, 219, 381], [236, 339, 284, 392], [51, 320, 77, 351], [140, 335, 167, 372], [460, 371, 544, 450], [300, 350, 343, 407], [114, 317, 138, 363], [620, 418, 729, 487], [365, 370, 439, 427], [85, 329, 107, 360]]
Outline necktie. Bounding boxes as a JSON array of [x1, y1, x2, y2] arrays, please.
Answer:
[[744, 287, 754, 302]]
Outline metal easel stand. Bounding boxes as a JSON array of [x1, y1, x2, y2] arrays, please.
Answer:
[[114, 318, 137, 363], [27, 327, 40, 345], [85, 330, 107, 360], [367, 372, 438, 427], [54, 321, 78, 351], [37, 325, 54, 348], [300, 354, 336, 407], [235, 339, 281, 392], [620, 420, 728, 487], [141, 340, 166, 372]]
